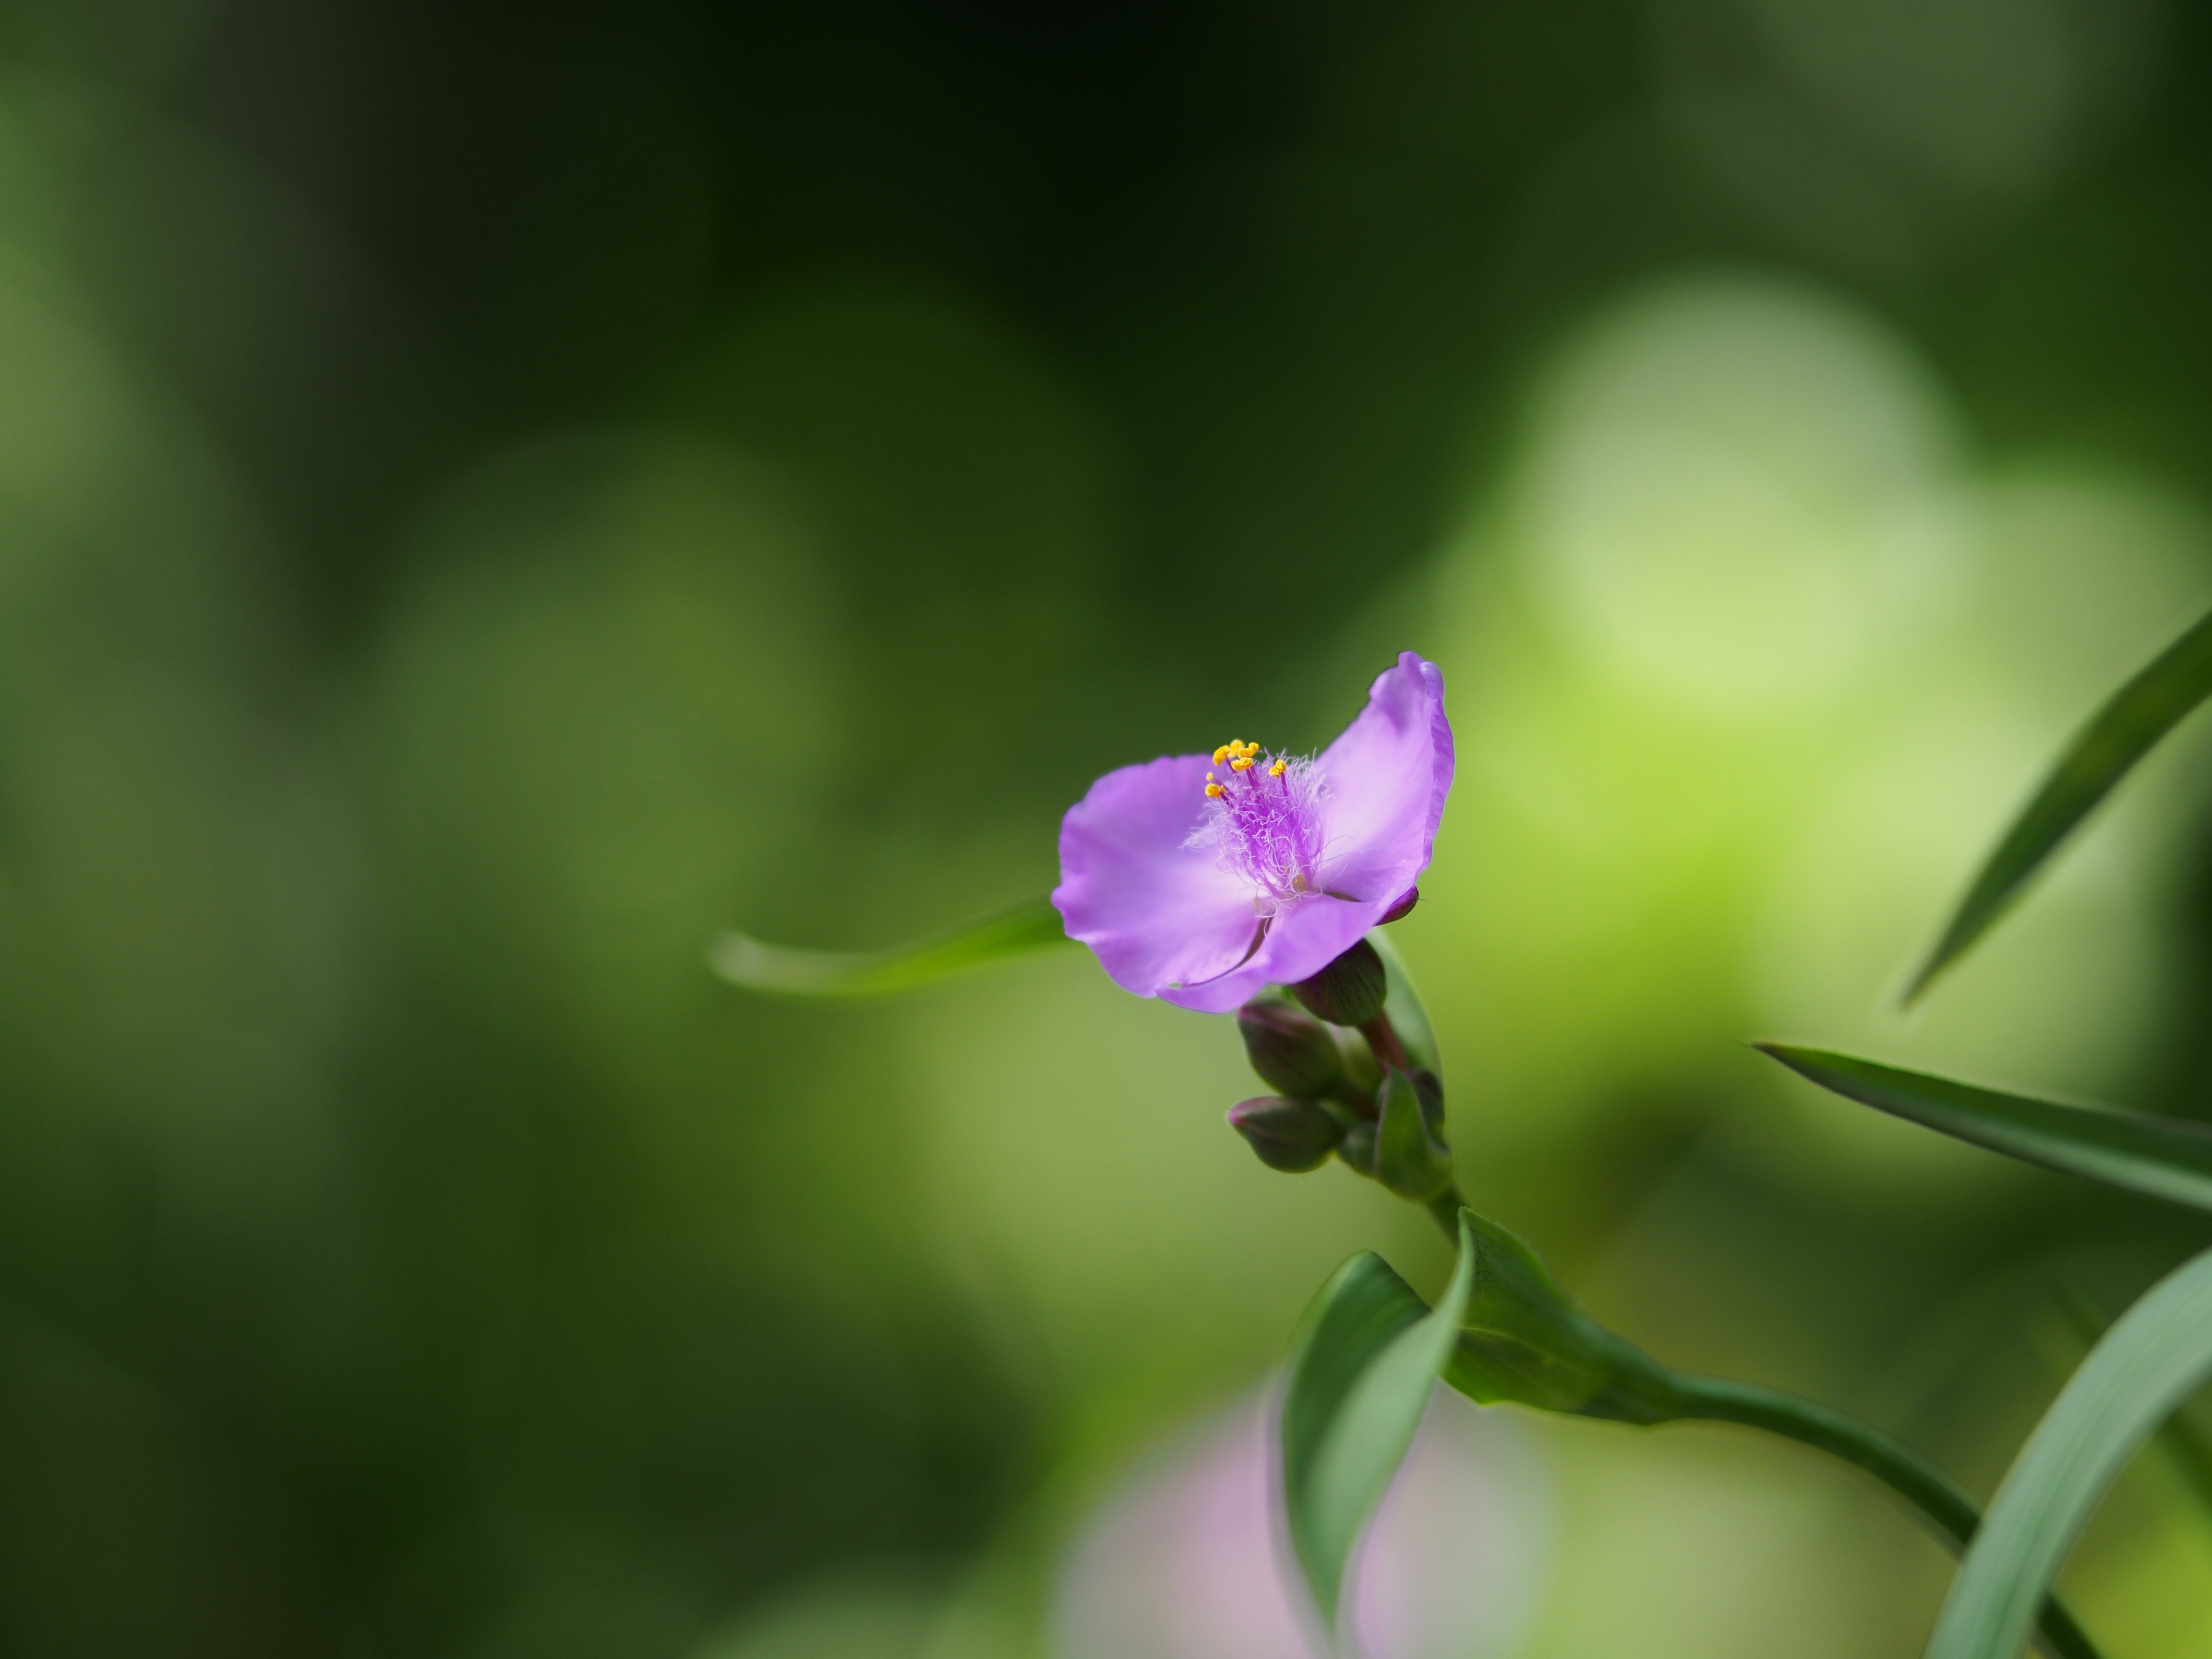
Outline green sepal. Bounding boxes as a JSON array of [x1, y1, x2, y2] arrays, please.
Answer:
[[1408, 1066, 1444, 1135], [1337, 1120, 1377, 1177], [1374, 1068, 1454, 1202]]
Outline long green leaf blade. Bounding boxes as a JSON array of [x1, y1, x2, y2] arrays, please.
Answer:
[[1928, 1244, 2212, 1659], [707, 896, 1069, 998], [1907, 605, 2212, 1002], [1281, 1215, 1477, 1630], [2053, 1287, 2212, 1527], [1758, 1045, 2212, 1214]]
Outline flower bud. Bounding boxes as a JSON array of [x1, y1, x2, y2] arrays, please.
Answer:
[[1374, 1067, 1454, 1202], [1227, 1096, 1344, 1173], [1237, 995, 1351, 1100], [1291, 938, 1388, 1027]]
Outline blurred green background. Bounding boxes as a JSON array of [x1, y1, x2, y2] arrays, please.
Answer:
[[5, 0, 2212, 1654]]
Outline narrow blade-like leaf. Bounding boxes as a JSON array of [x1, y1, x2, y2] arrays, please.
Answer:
[[1368, 929, 1441, 1080], [1908, 604, 2212, 1002], [1758, 1045, 2212, 1214], [1281, 1215, 1477, 1630], [707, 896, 1069, 998], [1928, 1244, 2212, 1659], [2053, 1286, 2212, 1527]]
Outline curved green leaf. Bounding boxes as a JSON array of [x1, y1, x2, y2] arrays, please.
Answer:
[[1907, 604, 2212, 1003], [1367, 929, 1441, 1079], [1444, 1208, 1680, 1423], [1281, 1214, 1476, 1630], [2053, 1287, 2212, 1527], [707, 896, 1070, 998], [1928, 1244, 2212, 1659], [1757, 1045, 2212, 1214]]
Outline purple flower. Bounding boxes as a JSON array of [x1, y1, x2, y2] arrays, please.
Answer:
[[1053, 651, 1454, 1013]]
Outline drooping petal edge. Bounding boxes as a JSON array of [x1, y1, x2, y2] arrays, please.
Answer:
[[1308, 651, 1453, 914], [1053, 753, 1261, 1001]]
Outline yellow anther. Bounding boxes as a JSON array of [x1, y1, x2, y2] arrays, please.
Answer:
[[1269, 758, 1286, 777], [1212, 745, 1231, 765], [1205, 781, 1226, 798], [1238, 741, 1261, 758]]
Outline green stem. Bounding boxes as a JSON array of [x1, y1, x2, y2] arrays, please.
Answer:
[[1360, 1009, 1410, 1073], [1668, 1374, 2102, 1659]]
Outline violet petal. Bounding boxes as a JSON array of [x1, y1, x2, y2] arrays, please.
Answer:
[[1311, 652, 1454, 910], [1054, 753, 1261, 1000]]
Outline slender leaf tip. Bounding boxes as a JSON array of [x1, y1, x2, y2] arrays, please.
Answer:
[[1902, 602, 2212, 1006], [1754, 1041, 2212, 1216], [707, 895, 1070, 999]]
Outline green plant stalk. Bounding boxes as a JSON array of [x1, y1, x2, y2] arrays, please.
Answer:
[[1668, 1375, 2101, 1659]]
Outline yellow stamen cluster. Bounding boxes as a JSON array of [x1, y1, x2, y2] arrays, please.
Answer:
[[1269, 758, 1286, 778], [1206, 740, 1268, 798], [1212, 738, 1262, 772]]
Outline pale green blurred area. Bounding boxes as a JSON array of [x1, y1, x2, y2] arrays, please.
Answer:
[[3, 2, 2212, 1657]]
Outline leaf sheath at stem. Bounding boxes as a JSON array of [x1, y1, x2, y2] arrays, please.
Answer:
[[1424, 1187, 1467, 1242], [1668, 1374, 2101, 1659]]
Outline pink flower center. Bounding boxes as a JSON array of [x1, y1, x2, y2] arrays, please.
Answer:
[[1189, 739, 1327, 914]]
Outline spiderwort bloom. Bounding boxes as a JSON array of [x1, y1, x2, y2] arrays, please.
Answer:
[[1053, 651, 1453, 1012]]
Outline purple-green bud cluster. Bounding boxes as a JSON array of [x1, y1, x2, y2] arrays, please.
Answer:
[[1224, 942, 1451, 1198]]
